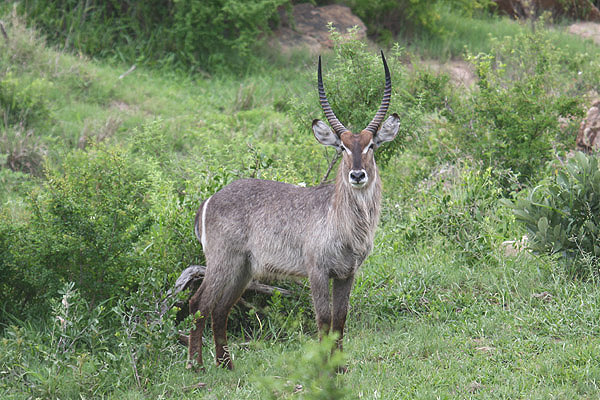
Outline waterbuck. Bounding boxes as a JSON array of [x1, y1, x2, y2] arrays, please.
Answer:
[[188, 52, 400, 370]]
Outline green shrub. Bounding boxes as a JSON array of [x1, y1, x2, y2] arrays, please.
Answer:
[[170, 0, 286, 71], [347, 0, 493, 42], [400, 66, 455, 114], [455, 30, 584, 185], [27, 144, 157, 305], [17, 0, 287, 72], [289, 28, 422, 169], [0, 118, 207, 319], [403, 163, 507, 263], [0, 218, 49, 319], [505, 152, 600, 278], [0, 73, 51, 127]]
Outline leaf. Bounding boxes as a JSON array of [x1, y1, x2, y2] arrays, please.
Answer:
[[537, 216, 549, 235], [585, 220, 596, 233], [556, 171, 569, 188]]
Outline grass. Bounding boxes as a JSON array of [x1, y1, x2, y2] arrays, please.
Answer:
[[402, 5, 600, 61], [2, 6, 600, 399]]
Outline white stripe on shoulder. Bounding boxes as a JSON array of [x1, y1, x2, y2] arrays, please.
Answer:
[[200, 196, 212, 248]]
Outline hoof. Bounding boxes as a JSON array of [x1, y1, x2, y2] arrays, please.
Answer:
[[336, 365, 348, 374], [216, 358, 234, 370], [186, 360, 205, 372]]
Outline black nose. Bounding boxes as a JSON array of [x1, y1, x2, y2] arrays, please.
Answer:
[[350, 170, 366, 182]]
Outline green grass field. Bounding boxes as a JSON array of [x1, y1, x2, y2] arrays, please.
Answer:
[[2, 6, 600, 399]]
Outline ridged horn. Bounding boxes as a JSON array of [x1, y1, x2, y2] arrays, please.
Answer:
[[365, 51, 392, 135], [318, 56, 347, 135]]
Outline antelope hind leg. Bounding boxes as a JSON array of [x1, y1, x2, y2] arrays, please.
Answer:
[[211, 260, 252, 369]]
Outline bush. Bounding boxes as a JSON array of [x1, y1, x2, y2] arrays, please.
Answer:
[[505, 152, 600, 278], [16, 0, 287, 72], [289, 28, 422, 169], [0, 218, 45, 318], [0, 118, 207, 320], [346, 0, 494, 42], [26, 144, 157, 305], [454, 29, 585, 185], [403, 163, 508, 263]]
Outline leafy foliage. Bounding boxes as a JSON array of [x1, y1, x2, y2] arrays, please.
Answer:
[[409, 165, 506, 263], [29, 145, 156, 304], [16, 0, 286, 72], [258, 334, 348, 399], [346, 0, 494, 42], [0, 279, 181, 397], [454, 29, 585, 185], [289, 27, 422, 169], [506, 152, 600, 277]]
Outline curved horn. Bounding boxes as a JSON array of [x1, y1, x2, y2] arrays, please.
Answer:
[[365, 51, 392, 135], [318, 56, 347, 135]]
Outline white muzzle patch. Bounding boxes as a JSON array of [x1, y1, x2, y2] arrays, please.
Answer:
[[349, 169, 368, 188]]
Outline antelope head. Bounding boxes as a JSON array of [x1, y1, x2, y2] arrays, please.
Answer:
[[312, 52, 400, 189]]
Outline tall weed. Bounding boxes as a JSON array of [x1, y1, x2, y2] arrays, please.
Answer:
[[0, 279, 182, 398]]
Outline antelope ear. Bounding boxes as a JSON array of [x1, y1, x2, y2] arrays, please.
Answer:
[[312, 119, 341, 148], [374, 113, 400, 146]]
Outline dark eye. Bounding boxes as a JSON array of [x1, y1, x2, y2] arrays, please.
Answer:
[[369, 143, 375, 150]]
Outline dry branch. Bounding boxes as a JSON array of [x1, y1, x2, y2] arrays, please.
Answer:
[[0, 21, 8, 42], [118, 64, 136, 80], [160, 265, 292, 317], [320, 150, 341, 184]]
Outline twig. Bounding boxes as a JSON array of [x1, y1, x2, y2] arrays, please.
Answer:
[[119, 65, 136, 80], [130, 349, 142, 389], [0, 20, 8, 42], [320, 150, 341, 184], [159, 265, 293, 316]]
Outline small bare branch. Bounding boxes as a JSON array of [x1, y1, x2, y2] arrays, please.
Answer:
[[320, 150, 341, 184], [0, 20, 8, 42], [118, 65, 136, 80], [160, 265, 292, 317]]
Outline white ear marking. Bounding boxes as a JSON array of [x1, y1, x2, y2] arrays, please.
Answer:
[[374, 113, 400, 146], [312, 119, 341, 148]]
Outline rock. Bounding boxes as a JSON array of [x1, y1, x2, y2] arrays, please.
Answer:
[[501, 235, 529, 257], [467, 381, 484, 393], [418, 60, 477, 89], [568, 22, 600, 45], [576, 100, 600, 152], [272, 3, 367, 54], [493, 0, 529, 19], [493, 0, 600, 21]]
